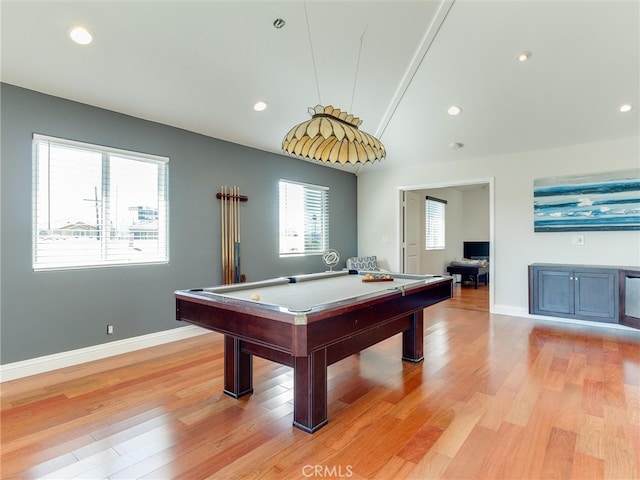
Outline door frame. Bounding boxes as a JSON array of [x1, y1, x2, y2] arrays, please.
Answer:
[[402, 190, 422, 274], [397, 177, 495, 310]]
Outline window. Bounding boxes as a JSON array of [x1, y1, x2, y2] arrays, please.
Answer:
[[33, 134, 169, 270], [279, 180, 329, 255], [425, 196, 446, 250]]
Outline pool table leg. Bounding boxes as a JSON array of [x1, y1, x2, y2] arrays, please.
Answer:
[[402, 310, 424, 363], [293, 349, 328, 433], [223, 335, 253, 398]]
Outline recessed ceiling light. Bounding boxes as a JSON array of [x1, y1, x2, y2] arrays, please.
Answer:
[[447, 105, 462, 116], [619, 104, 633, 113], [253, 101, 268, 112], [518, 51, 532, 62], [273, 18, 285, 29], [68, 26, 93, 45], [450, 142, 464, 150]]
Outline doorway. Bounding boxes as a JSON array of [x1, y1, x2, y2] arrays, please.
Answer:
[[400, 178, 494, 309]]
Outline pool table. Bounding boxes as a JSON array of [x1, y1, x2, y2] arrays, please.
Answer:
[[175, 270, 453, 433]]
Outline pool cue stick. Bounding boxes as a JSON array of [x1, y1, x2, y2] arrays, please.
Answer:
[[224, 186, 229, 284], [225, 186, 229, 284], [238, 188, 242, 282], [234, 187, 240, 283], [220, 186, 223, 283], [229, 187, 236, 283], [229, 186, 232, 284], [229, 187, 232, 284], [227, 186, 232, 284], [236, 187, 241, 244], [221, 186, 226, 284]]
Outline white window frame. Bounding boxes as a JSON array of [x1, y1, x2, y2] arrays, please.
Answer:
[[32, 134, 169, 270], [279, 179, 329, 256], [425, 196, 446, 250]]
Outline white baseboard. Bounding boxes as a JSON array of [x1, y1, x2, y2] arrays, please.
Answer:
[[491, 304, 528, 317], [0, 325, 209, 382], [491, 304, 636, 332]]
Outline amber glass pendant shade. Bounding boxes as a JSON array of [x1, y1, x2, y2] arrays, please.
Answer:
[[282, 105, 386, 165]]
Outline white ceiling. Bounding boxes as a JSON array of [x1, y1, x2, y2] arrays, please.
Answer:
[[2, 1, 638, 174]]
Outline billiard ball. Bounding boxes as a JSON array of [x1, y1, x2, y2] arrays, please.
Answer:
[[251, 293, 260, 301]]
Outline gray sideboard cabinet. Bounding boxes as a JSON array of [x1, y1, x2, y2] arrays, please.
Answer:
[[528, 264, 618, 324]]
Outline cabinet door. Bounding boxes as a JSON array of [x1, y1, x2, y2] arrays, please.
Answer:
[[620, 270, 640, 329], [536, 269, 573, 315], [575, 271, 616, 320]]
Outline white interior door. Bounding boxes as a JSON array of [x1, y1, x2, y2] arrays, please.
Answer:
[[403, 190, 421, 274]]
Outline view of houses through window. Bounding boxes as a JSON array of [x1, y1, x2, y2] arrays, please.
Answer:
[[33, 135, 169, 270]]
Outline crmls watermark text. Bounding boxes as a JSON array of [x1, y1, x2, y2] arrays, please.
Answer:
[[302, 464, 354, 477]]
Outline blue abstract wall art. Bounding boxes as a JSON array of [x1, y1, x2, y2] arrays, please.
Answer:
[[534, 169, 640, 232]]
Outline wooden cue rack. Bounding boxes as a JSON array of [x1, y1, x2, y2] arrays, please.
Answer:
[[217, 187, 248, 284]]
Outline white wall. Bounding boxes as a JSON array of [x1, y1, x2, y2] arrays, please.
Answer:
[[357, 136, 640, 316], [462, 186, 490, 241]]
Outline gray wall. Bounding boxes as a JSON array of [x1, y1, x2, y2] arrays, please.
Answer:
[[0, 83, 358, 364]]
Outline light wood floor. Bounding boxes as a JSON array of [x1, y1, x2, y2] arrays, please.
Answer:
[[2, 284, 639, 479]]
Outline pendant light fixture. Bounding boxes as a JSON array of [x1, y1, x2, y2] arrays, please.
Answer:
[[281, 6, 386, 166], [282, 104, 385, 165]]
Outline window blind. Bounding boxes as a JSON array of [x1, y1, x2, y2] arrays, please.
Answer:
[[425, 196, 446, 250], [33, 134, 169, 270], [279, 180, 329, 255]]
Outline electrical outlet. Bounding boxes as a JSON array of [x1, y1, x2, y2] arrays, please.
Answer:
[[107, 324, 114, 335]]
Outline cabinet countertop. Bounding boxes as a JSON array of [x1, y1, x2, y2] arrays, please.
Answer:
[[530, 263, 640, 271]]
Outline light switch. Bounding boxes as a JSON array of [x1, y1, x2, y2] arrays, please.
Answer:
[[571, 235, 585, 246]]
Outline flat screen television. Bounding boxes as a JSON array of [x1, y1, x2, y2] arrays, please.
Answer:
[[463, 241, 489, 260]]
